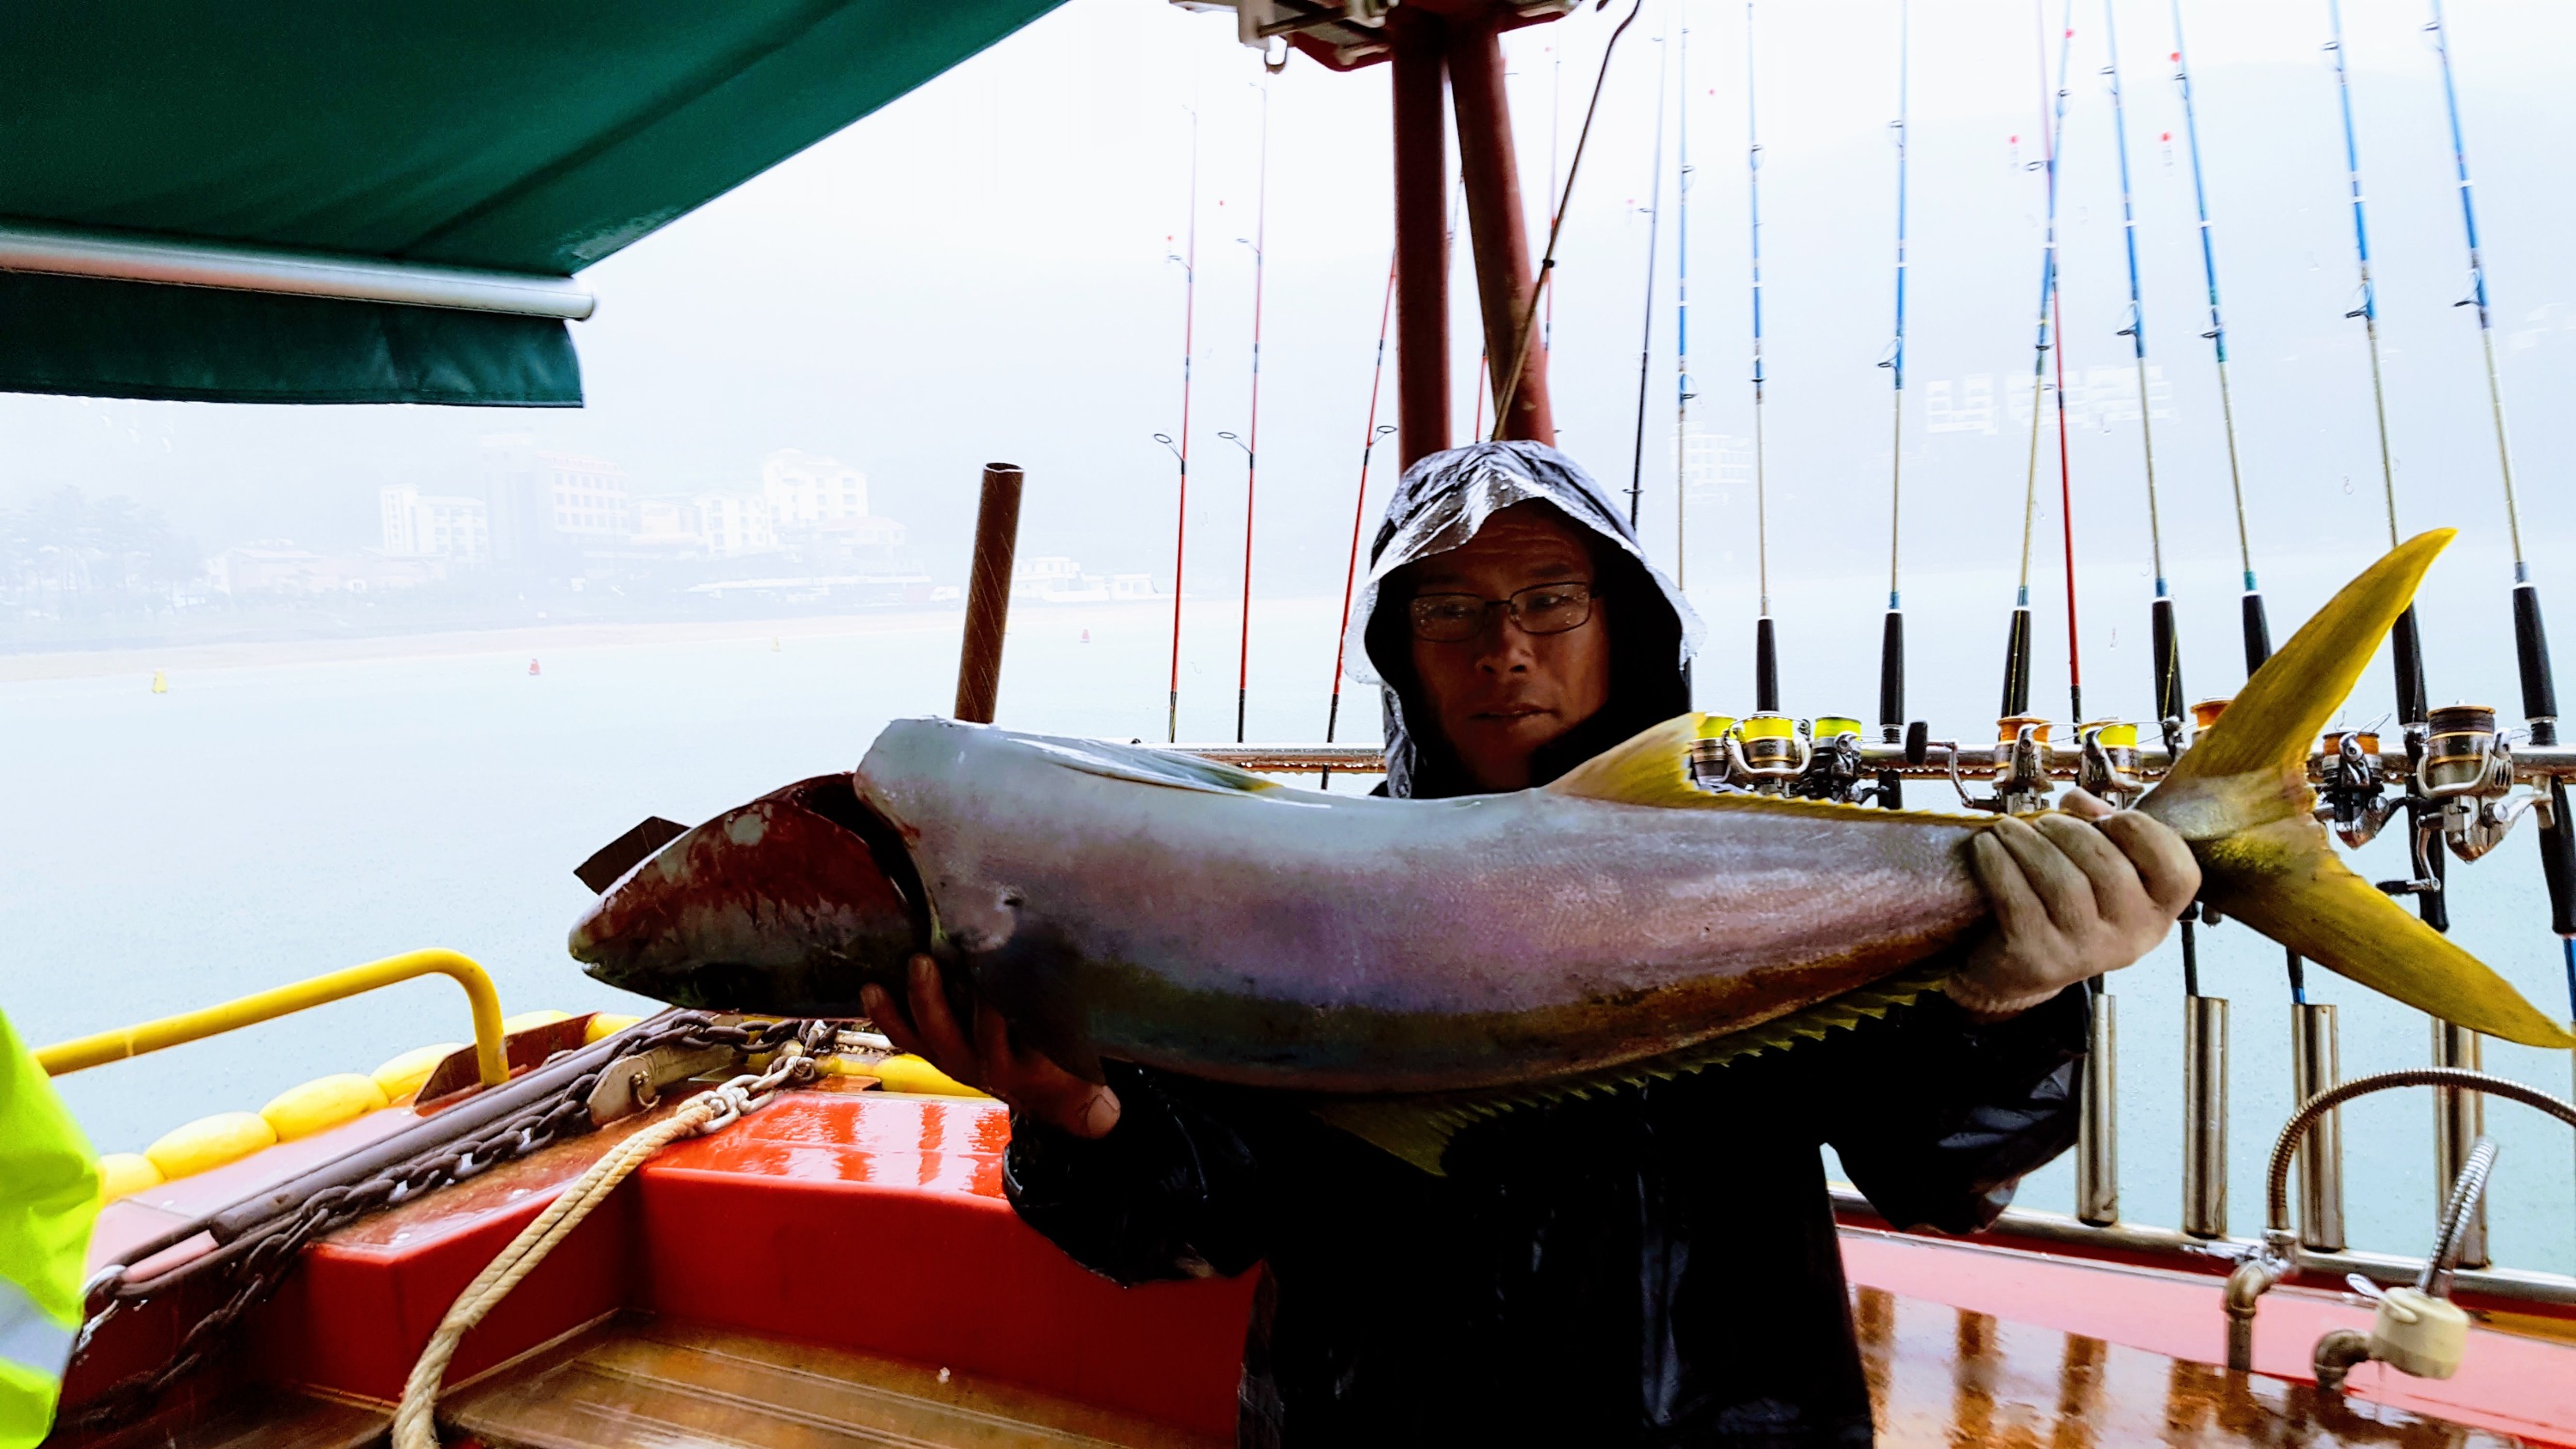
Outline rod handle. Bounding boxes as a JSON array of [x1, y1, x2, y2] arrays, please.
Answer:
[[2152, 594, 2187, 728], [1999, 606, 2032, 719], [1754, 615, 1779, 714], [2241, 590, 2274, 675], [955, 463, 1026, 724]]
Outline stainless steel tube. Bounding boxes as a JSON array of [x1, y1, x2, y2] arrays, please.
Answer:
[[2184, 995, 2229, 1239], [2293, 1002, 2346, 1252], [2433, 1021, 2488, 1269], [0, 220, 597, 319], [2077, 990, 2118, 1227]]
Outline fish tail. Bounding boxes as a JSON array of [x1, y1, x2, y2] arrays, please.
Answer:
[[2142, 530, 2576, 1050]]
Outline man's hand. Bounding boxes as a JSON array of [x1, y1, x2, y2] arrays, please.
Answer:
[[860, 954, 1122, 1139], [1946, 790, 2202, 1022]]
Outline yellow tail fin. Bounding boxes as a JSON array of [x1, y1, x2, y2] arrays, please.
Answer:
[[2142, 530, 2575, 1049]]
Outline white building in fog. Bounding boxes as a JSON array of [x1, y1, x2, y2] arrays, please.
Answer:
[[379, 485, 491, 567], [762, 449, 867, 531], [695, 490, 778, 557]]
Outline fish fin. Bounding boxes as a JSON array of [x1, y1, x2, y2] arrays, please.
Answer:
[[1309, 967, 1949, 1173], [2140, 530, 2576, 1050], [1545, 713, 1972, 824]]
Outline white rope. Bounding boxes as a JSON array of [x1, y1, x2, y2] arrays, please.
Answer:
[[391, 1050, 806, 1449]]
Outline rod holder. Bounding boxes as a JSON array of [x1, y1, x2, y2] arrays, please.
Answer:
[[954, 463, 1025, 725], [2293, 1002, 2347, 1253], [2433, 1021, 2488, 1269], [2077, 990, 2119, 1227], [2184, 995, 2230, 1239]]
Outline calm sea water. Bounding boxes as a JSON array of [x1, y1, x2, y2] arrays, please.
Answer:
[[6, 582, 2572, 1276]]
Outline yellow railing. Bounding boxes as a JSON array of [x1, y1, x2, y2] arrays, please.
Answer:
[[35, 949, 508, 1088]]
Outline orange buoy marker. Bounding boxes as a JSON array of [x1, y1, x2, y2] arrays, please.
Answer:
[[150, 668, 167, 694], [528, 658, 541, 677], [1081, 629, 1091, 644]]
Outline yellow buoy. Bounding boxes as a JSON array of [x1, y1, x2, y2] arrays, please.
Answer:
[[583, 1013, 641, 1044], [501, 1008, 571, 1034], [869, 1054, 992, 1099], [96, 1153, 164, 1203], [370, 1042, 465, 1100], [150, 668, 167, 694], [261, 1073, 389, 1142], [146, 1111, 276, 1180]]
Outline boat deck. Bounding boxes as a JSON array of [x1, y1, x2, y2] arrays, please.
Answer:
[[55, 1081, 2567, 1447]]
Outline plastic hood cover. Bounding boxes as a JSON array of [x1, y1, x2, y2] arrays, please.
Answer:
[[1340, 440, 1703, 687]]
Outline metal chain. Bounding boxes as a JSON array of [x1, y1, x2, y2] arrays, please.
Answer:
[[65, 1014, 817, 1434]]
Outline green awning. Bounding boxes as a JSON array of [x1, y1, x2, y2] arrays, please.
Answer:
[[0, 0, 1065, 405]]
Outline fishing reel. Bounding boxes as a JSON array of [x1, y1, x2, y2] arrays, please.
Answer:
[[2076, 720, 2148, 807], [2421, 704, 2554, 862], [1789, 715, 1875, 805], [1686, 715, 1744, 794], [2318, 726, 2399, 849], [1951, 716, 2056, 816]]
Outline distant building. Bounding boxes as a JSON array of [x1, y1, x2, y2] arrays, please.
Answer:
[[209, 543, 442, 596], [379, 485, 491, 567], [1012, 557, 1155, 604], [762, 450, 867, 532], [694, 491, 777, 557], [1676, 427, 1754, 504], [479, 434, 632, 574]]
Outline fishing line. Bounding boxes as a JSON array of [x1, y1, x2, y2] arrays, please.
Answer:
[[2007, 0, 2075, 719], [1628, 9, 1672, 530], [1164, 105, 1200, 744], [1492, 0, 1649, 441], [1747, 0, 1777, 713], [1874, 0, 1910, 807], [1322, 260, 1400, 792], [2101, 0, 2184, 737]]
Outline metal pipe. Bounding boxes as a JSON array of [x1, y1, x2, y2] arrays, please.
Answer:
[[2293, 1002, 2345, 1251], [37, 949, 507, 1089], [2077, 990, 2118, 1226], [1449, 10, 1553, 446], [1390, 6, 1451, 471], [2433, 1022, 2488, 1268], [0, 221, 597, 320], [2184, 994, 2229, 1239], [953, 463, 1025, 725], [1829, 1190, 2576, 1309], [2269, 1067, 2576, 1233]]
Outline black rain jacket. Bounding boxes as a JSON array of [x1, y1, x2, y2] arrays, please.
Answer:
[[1003, 443, 2089, 1446]]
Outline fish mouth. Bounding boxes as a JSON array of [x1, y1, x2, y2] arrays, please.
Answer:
[[568, 772, 924, 1015]]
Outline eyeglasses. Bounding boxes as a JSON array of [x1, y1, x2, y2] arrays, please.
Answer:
[[1407, 581, 1596, 642]]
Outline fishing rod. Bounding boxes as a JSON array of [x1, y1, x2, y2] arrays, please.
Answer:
[[1323, 262, 1401, 790], [2168, 0, 2266, 679], [1747, 0, 1776, 713], [1490, 0, 1650, 441], [2006, 0, 2075, 721], [1875, 0, 1911, 809], [2325, 0, 2431, 758], [2424, 0, 2576, 1022], [1628, 12, 1672, 530], [2171, 0, 2308, 1009], [2101, 0, 2184, 743], [1235, 79, 1271, 745], [1674, 16, 1693, 594], [1163, 106, 1200, 744], [1548, 42, 1563, 357]]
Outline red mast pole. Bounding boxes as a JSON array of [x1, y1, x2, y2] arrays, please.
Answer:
[[1449, 8, 1554, 445], [1390, 6, 1451, 472]]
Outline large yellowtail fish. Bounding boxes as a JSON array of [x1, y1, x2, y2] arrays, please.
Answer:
[[571, 533, 2573, 1168]]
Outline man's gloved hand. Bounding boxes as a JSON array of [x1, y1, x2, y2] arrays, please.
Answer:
[[1945, 789, 2202, 1022], [861, 955, 1123, 1140]]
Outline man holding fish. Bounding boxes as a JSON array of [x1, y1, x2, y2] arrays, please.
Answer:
[[860, 443, 2201, 1445]]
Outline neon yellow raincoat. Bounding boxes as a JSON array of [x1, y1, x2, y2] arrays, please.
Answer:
[[0, 1011, 98, 1449]]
